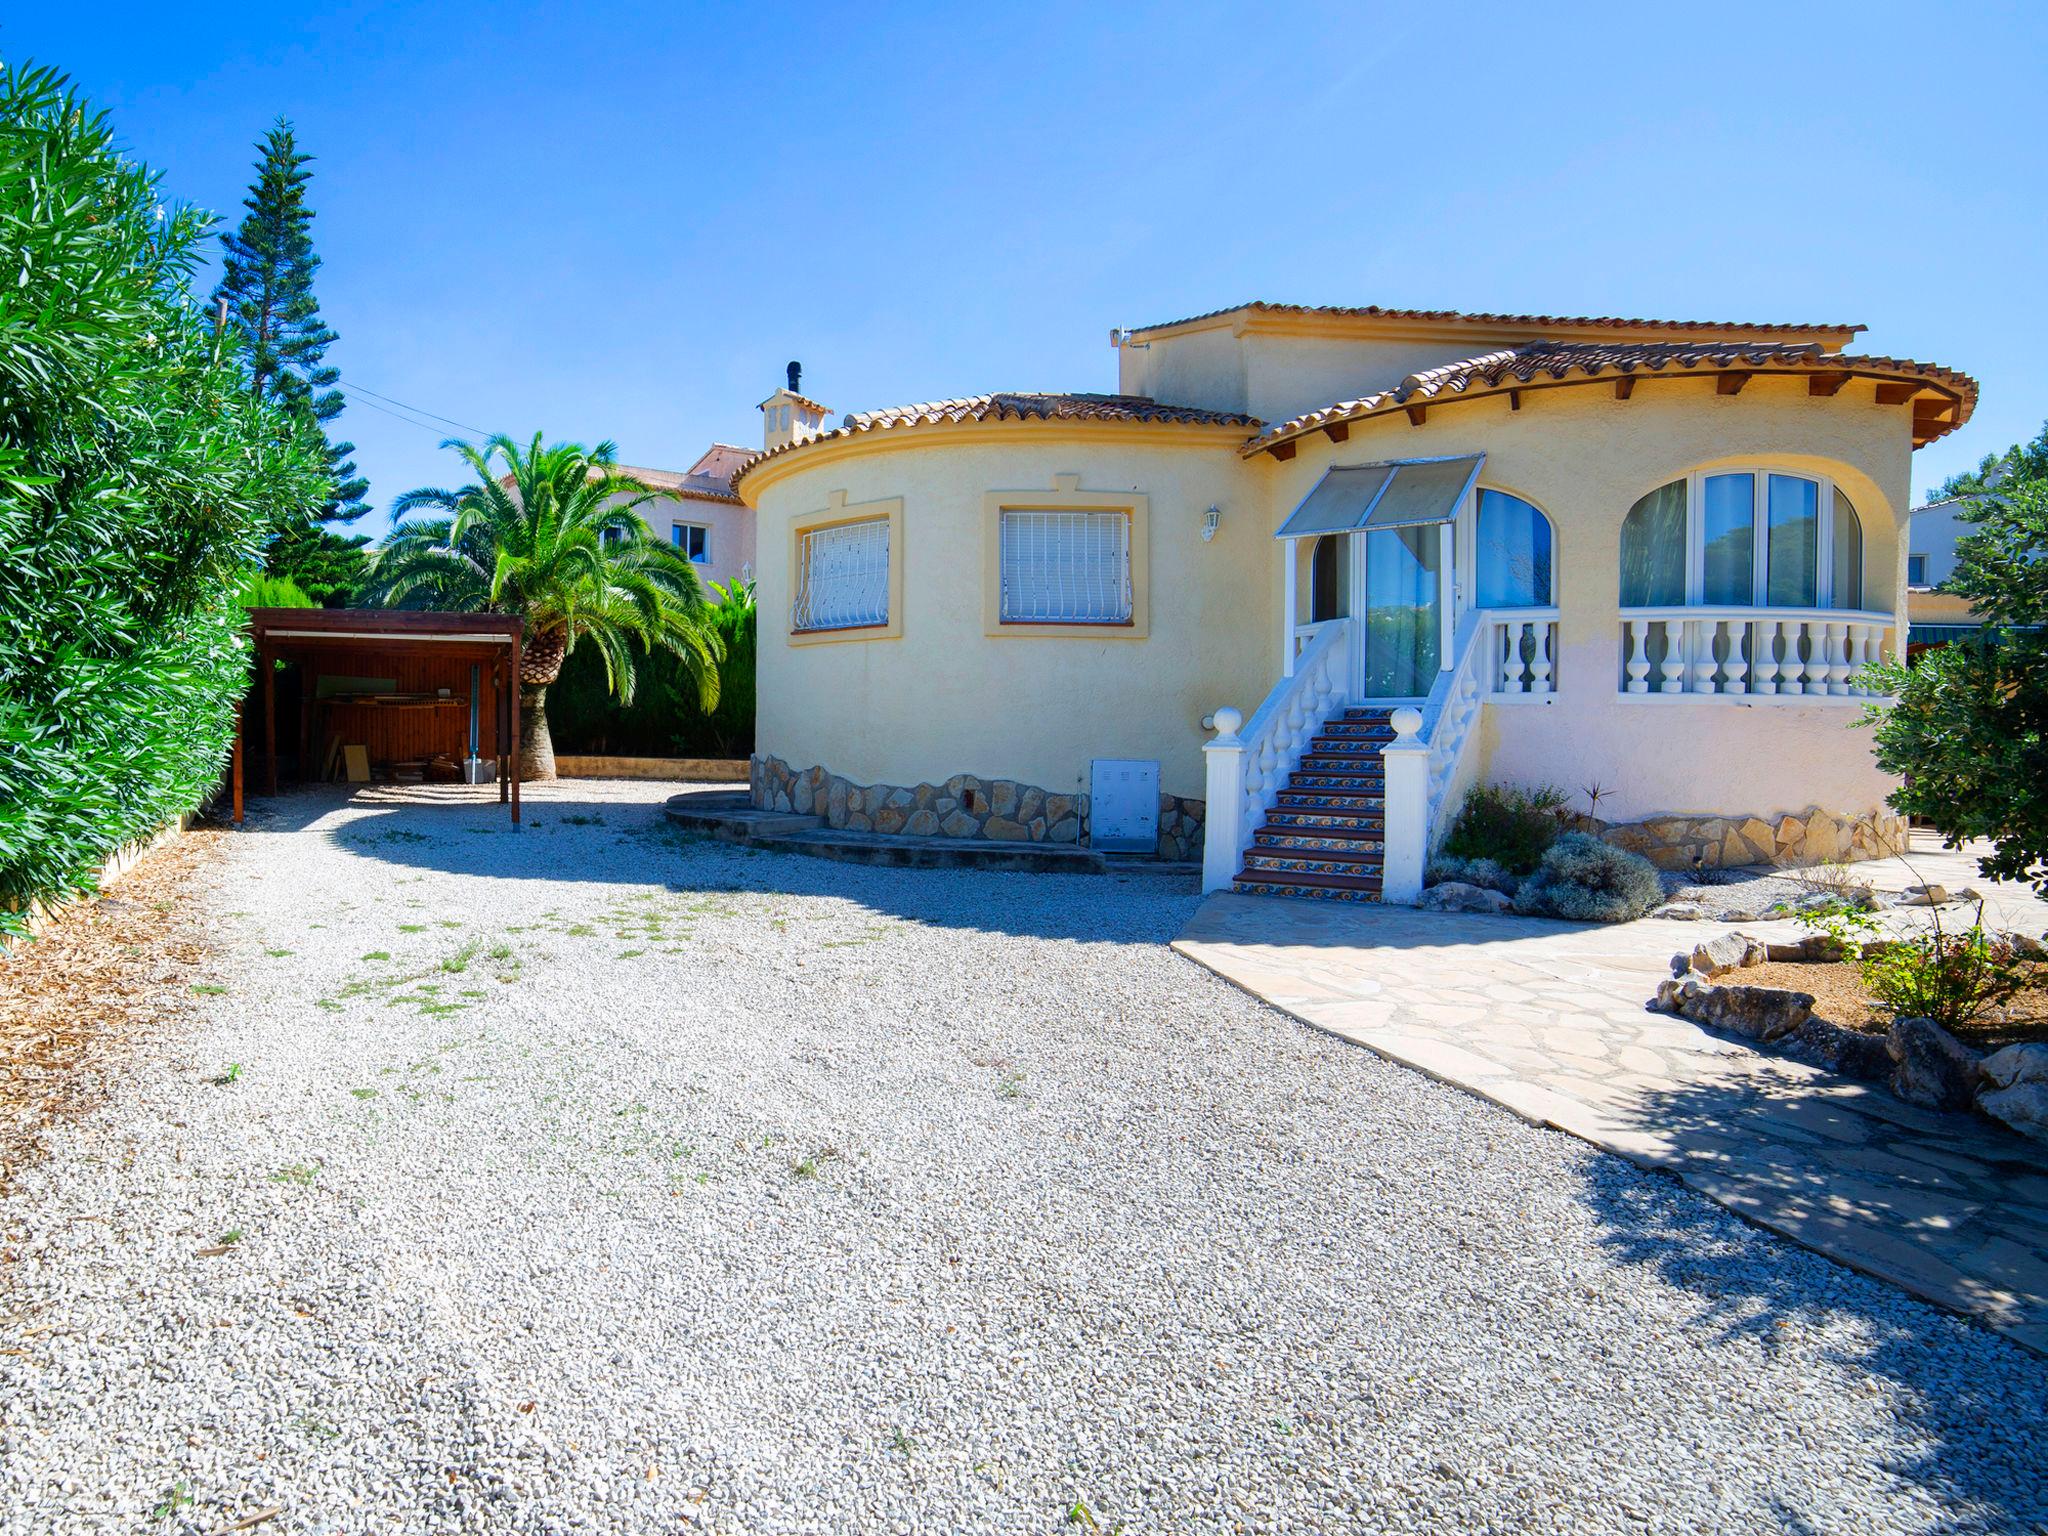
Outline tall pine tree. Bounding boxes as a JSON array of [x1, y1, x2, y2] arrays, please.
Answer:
[[213, 119, 369, 603]]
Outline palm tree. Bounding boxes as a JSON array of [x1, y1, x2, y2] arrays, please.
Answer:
[[362, 432, 721, 780]]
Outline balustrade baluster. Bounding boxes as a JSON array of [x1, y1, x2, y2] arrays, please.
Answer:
[[1801, 619, 1828, 693], [1657, 618, 1687, 694], [1626, 619, 1650, 693], [1825, 622, 1850, 695], [1691, 620, 1721, 695], [1532, 622, 1553, 694], [1753, 620, 1778, 694]]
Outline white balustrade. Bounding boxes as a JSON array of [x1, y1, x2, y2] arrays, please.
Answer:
[[1481, 607, 1560, 697], [1202, 618, 1354, 893], [1617, 607, 1893, 698]]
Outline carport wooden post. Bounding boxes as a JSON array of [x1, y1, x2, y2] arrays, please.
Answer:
[[496, 659, 509, 805], [298, 664, 317, 783], [262, 647, 277, 796], [509, 627, 522, 826]]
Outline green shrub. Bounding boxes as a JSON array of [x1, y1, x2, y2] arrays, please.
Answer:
[[1424, 854, 1520, 895], [0, 63, 326, 932], [1800, 901, 2027, 1032], [1440, 783, 1570, 875], [1511, 833, 1664, 922], [547, 578, 756, 758]]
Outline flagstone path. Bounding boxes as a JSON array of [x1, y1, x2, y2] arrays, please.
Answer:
[[1174, 863, 2048, 1357]]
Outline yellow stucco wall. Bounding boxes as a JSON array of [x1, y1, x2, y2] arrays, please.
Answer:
[[1117, 312, 1858, 426], [744, 370, 1916, 826], [748, 425, 1267, 803], [1264, 375, 1911, 822]]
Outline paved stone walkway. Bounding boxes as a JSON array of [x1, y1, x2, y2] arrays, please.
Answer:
[[1174, 871, 2048, 1357]]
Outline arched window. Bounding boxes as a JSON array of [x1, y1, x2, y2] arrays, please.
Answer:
[[1621, 480, 1687, 607], [1620, 470, 1867, 609], [1473, 490, 1554, 607], [1309, 533, 1348, 622], [1831, 493, 1863, 609]]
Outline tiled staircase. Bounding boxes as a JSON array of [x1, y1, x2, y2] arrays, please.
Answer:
[[1231, 706, 1393, 902]]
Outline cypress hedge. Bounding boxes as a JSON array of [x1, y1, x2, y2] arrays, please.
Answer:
[[546, 580, 757, 759], [0, 64, 328, 931]]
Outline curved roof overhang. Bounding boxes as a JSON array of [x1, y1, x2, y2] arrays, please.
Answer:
[[732, 395, 1261, 503], [1246, 346, 1978, 461]]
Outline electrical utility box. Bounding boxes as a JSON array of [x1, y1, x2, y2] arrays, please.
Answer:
[[1089, 759, 1160, 852]]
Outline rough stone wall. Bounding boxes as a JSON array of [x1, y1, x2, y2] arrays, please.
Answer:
[[1599, 806, 1910, 872], [751, 754, 1204, 861]]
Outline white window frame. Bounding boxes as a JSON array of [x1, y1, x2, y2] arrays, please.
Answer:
[[997, 508, 1134, 626], [1622, 467, 1866, 611], [1687, 467, 1844, 607], [1907, 553, 1928, 587], [671, 521, 711, 564]]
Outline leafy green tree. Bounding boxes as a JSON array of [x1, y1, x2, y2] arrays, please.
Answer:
[[211, 118, 368, 603], [0, 62, 328, 929], [1934, 419, 2048, 504], [1864, 452, 2048, 892], [361, 434, 722, 779]]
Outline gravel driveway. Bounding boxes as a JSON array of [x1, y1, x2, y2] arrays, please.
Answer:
[[4, 781, 2043, 1535]]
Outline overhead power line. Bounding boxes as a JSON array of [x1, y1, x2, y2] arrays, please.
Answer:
[[339, 381, 492, 439]]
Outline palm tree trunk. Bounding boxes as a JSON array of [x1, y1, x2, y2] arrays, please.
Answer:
[[519, 684, 556, 781]]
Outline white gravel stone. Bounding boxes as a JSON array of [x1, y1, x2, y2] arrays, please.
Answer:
[[2, 780, 2043, 1535]]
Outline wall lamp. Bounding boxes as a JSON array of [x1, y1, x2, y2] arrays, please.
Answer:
[[1201, 506, 1222, 542]]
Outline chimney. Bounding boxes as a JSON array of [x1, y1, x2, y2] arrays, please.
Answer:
[[759, 361, 827, 452]]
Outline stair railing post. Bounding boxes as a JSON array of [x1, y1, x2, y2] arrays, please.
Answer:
[[1379, 705, 1428, 905], [1201, 706, 1246, 894]]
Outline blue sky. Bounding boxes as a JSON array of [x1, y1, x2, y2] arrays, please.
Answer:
[[15, 2, 2046, 531]]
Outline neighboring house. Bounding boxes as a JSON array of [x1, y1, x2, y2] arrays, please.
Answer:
[[597, 367, 834, 594], [602, 443, 756, 594], [1905, 496, 1984, 654], [730, 301, 1975, 902]]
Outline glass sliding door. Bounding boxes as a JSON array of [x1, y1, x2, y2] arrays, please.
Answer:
[[1361, 524, 1442, 697]]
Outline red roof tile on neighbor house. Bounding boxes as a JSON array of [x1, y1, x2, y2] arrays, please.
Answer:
[[686, 443, 754, 485], [1250, 340, 1978, 453], [1129, 300, 1864, 340]]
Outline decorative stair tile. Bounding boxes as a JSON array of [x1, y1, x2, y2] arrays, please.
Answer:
[[1232, 705, 1399, 904]]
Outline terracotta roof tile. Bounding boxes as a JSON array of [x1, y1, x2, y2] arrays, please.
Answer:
[[1251, 340, 1977, 453], [1131, 300, 1862, 339], [732, 393, 1259, 490], [611, 462, 743, 506]]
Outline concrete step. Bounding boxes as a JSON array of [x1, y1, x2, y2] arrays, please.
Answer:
[[1262, 808, 1385, 833], [1276, 789, 1385, 813], [1252, 826, 1385, 852], [1231, 869, 1384, 903], [1242, 846, 1384, 877]]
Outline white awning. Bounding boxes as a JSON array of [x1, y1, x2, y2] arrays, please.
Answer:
[[1275, 454, 1484, 538]]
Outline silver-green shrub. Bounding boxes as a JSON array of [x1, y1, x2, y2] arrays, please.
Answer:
[[1511, 833, 1665, 923], [1424, 855, 1521, 896]]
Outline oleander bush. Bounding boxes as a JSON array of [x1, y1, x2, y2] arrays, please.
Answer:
[[1439, 782, 1571, 875], [1511, 832, 1665, 923], [0, 63, 326, 932]]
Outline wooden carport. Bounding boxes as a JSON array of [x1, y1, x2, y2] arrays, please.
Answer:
[[237, 609, 526, 825]]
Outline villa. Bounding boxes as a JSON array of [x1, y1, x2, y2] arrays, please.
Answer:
[[729, 301, 1976, 903], [596, 442, 757, 593]]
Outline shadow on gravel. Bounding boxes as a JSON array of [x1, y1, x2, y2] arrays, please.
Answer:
[[1579, 1075, 2048, 1533], [231, 785, 1201, 944]]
